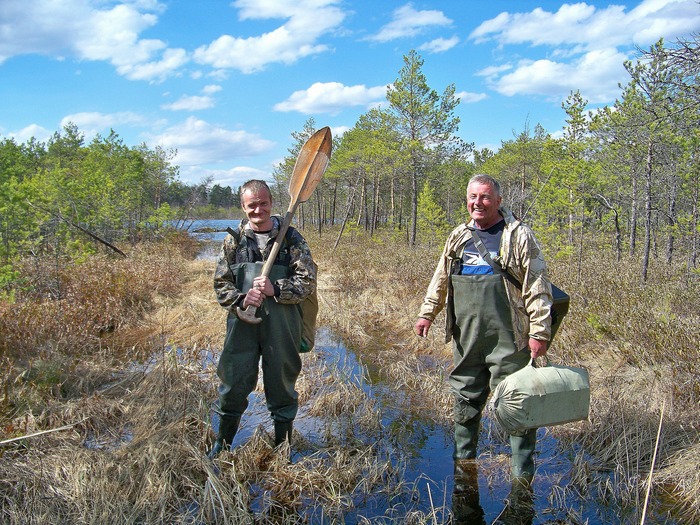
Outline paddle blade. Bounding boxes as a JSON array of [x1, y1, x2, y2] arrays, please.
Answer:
[[289, 126, 332, 204]]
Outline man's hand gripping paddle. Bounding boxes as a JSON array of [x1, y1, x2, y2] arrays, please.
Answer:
[[236, 126, 332, 324]]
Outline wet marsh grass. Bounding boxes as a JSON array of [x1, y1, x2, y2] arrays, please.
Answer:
[[310, 227, 700, 522], [1, 234, 448, 523], [0, 341, 418, 524], [2, 226, 699, 523]]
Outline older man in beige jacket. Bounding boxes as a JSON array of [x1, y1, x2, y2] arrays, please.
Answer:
[[415, 174, 553, 491]]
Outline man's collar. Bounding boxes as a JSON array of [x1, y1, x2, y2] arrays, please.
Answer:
[[242, 215, 282, 236]]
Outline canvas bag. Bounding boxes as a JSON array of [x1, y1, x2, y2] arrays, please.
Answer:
[[490, 358, 590, 433], [298, 261, 318, 353]]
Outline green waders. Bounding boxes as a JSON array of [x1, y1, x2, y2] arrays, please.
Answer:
[[449, 273, 537, 481], [492, 478, 535, 525], [207, 414, 241, 459], [211, 262, 302, 455]]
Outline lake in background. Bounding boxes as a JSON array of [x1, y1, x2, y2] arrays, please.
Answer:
[[181, 218, 241, 259]]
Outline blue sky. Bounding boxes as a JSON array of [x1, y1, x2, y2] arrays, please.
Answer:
[[1, 0, 698, 188]]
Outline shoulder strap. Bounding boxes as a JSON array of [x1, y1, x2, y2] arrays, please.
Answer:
[[226, 226, 240, 243], [469, 227, 522, 289]]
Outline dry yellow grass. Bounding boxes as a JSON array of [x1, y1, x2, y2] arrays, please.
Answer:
[[2, 227, 699, 523], [1, 236, 446, 523], [309, 227, 700, 521]]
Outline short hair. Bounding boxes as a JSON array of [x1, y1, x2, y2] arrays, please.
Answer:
[[468, 174, 501, 197], [240, 179, 272, 206]]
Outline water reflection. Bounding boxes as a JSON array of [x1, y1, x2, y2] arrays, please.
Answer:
[[184, 218, 241, 243], [491, 480, 535, 525], [186, 227, 686, 524], [452, 459, 485, 524], [183, 218, 241, 260]]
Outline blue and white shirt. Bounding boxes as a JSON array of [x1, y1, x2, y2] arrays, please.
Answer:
[[460, 220, 505, 275]]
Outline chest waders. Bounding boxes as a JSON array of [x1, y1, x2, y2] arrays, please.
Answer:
[[449, 273, 537, 482], [211, 261, 302, 457]]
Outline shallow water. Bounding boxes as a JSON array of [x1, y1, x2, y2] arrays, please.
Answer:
[[195, 222, 685, 524], [210, 328, 571, 522], [216, 327, 690, 524]]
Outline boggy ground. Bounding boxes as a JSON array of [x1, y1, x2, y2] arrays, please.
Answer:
[[0, 233, 450, 524], [311, 228, 700, 524], [0, 228, 698, 524]]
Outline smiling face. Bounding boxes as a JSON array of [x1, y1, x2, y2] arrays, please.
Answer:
[[241, 188, 274, 232], [467, 181, 502, 229]]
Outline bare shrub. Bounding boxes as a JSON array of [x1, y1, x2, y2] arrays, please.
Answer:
[[0, 246, 188, 360]]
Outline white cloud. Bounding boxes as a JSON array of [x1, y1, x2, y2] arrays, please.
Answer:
[[469, 0, 700, 49], [476, 64, 512, 77], [7, 124, 52, 144], [419, 36, 459, 53], [0, 0, 186, 81], [193, 0, 346, 73], [330, 125, 350, 139], [456, 91, 488, 104], [116, 48, 188, 83], [162, 95, 215, 112], [60, 111, 145, 138], [162, 85, 222, 111], [469, 0, 700, 104], [202, 84, 222, 95], [492, 48, 629, 103], [148, 116, 275, 167], [274, 82, 387, 115], [179, 165, 271, 187], [369, 4, 452, 42], [472, 142, 501, 156]]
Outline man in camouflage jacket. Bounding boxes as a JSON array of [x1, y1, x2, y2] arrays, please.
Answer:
[[209, 179, 316, 459], [416, 206, 552, 352]]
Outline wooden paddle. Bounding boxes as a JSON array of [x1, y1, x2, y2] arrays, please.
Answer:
[[236, 126, 332, 324]]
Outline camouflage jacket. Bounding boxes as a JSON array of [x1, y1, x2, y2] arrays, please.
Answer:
[[418, 207, 553, 348], [214, 215, 317, 311]]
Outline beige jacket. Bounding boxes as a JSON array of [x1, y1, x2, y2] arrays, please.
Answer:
[[418, 207, 553, 348]]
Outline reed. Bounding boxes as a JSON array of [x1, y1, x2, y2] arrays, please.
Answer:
[[1, 234, 450, 522]]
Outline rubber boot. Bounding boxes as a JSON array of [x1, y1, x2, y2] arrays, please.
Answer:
[[207, 415, 240, 459], [452, 459, 486, 525], [454, 414, 481, 460], [274, 420, 293, 461], [509, 428, 537, 483], [274, 420, 293, 446]]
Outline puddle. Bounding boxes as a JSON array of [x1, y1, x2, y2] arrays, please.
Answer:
[[192, 224, 688, 524], [209, 329, 535, 522], [207, 327, 689, 523]]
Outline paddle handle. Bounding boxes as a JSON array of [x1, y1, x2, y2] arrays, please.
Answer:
[[235, 208, 296, 324]]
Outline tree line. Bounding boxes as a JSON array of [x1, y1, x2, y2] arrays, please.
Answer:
[[0, 124, 247, 286], [273, 38, 699, 282], [1, 37, 698, 291]]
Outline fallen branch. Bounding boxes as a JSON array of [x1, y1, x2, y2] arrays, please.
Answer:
[[26, 200, 127, 258], [0, 420, 84, 446]]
